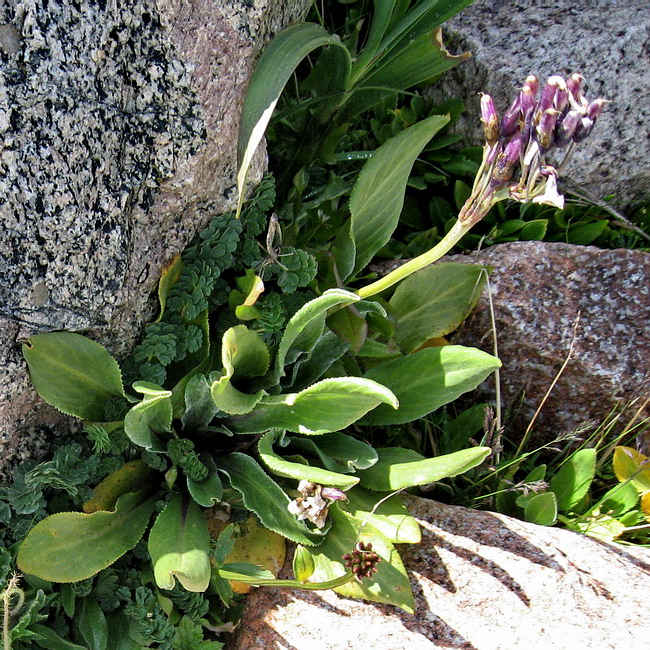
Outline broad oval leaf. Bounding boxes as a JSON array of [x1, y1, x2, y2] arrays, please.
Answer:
[[237, 23, 346, 217], [148, 493, 211, 592], [361, 345, 500, 425], [389, 263, 486, 353], [350, 114, 449, 276], [228, 377, 398, 435], [357, 446, 490, 491], [306, 505, 415, 613], [258, 431, 360, 490], [215, 453, 324, 546], [613, 446, 650, 494], [345, 487, 421, 544], [550, 448, 597, 513], [524, 492, 558, 526], [22, 332, 124, 421], [187, 457, 223, 508], [17, 490, 155, 582]]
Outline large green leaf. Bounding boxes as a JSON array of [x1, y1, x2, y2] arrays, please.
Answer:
[[211, 325, 269, 414], [236, 23, 346, 217], [22, 332, 124, 421], [524, 492, 558, 526], [17, 490, 155, 582], [345, 487, 421, 544], [148, 493, 211, 592], [290, 432, 378, 474], [275, 289, 359, 379], [76, 597, 108, 650], [215, 453, 324, 546], [361, 345, 500, 425], [123, 382, 172, 450], [227, 377, 398, 435], [258, 431, 360, 490], [306, 505, 415, 612], [550, 448, 597, 513], [389, 263, 486, 353], [349, 115, 449, 276], [358, 446, 490, 491]]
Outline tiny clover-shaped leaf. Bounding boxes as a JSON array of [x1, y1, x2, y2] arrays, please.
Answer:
[[22, 332, 125, 421], [17, 490, 156, 582], [123, 381, 172, 450], [211, 325, 269, 415], [227, 377, 398, 435], [148, 493, 211, 592]]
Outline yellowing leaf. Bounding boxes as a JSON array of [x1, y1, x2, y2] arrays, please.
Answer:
[[613, 446, 650, 493], [224, 516, 286, 594]]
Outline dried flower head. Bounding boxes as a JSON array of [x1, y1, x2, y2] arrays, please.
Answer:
[[462, 74, 607, 227], [287, 480, 348, 529], [343, 541, 382, 582]]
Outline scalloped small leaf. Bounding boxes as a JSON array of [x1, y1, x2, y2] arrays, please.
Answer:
[[17, 490, 156, 582], [22, 332, 124, 421]]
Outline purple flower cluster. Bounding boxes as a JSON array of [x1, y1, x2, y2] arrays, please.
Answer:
[[459, 74, 606, 227]]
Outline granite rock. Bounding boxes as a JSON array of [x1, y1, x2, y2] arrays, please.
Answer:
[[430, 0, 650, 206], [0, 0, 310, 478], [227, 495, 650, 650], [451, 242, 650, 445]]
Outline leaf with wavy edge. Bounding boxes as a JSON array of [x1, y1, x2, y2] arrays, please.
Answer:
[[17, 490, 156, 582], [22, 332, 124, 421]]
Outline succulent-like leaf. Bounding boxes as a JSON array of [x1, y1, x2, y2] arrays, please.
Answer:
[[389, 263, 486, 353], [215, 453, 324, 546], [227, 377, 398, 435], [306, 505, 415, 613], [123, 382, 172, 450], [148, 493, 211, 592], [22, 332, 124, 421], [361, 345, 500, 425], [357, 446, 490, 491], [258, 431, 360, 489], [17, 490, 156, 582]]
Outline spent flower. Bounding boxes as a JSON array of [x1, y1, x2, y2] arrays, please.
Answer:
[[287, 480, 347, 529], [343, 542, 382, 582]]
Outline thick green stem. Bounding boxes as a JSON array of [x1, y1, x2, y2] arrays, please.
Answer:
[[219, 569, 354, 591], [356, 219, 471, 299]]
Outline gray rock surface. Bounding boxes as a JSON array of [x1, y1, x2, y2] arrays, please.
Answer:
[[227, 495, 650, 650], [451, 242, 650, 445], [0, 0, 310, 478], [432, 0, 650, 206]]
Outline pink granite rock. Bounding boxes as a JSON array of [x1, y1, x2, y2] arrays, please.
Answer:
[[226, 495, 650, 650], [449, 242, 649, 445]]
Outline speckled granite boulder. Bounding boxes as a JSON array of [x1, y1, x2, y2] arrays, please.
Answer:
[[227, 495, 650, 650], [431, 0, 650, 205], [0, 0, 310, 478], [450, 242, 649, 444]]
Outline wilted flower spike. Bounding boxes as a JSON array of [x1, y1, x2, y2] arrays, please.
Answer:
[[287, 481, 348, 529]]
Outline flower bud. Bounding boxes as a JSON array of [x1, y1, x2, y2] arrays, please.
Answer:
[[554, 110, 581, 147], [573, 116, 594, 143], [537, 108, 559, 149], [493, 132, 523, 183], [480, 93, 500, 143], [321, 487, 348, 501], [524, 75, 539, 96], [587, 98, 607, 120], [292, 544, 316, 583], [537, 76, 561, 117]]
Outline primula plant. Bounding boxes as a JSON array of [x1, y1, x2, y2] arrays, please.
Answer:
[[10, 0, 609, 645]]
